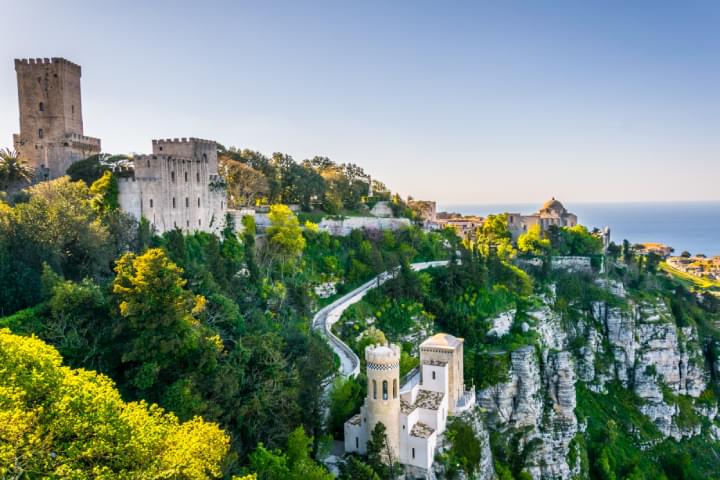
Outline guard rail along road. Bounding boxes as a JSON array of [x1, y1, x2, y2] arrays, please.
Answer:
[[312, 260, 450, 379]]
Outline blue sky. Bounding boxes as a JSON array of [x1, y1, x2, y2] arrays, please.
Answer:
[[1, 0, 719, 203]]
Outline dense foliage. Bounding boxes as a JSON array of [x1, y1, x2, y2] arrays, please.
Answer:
[[0, 328, 228, 479]]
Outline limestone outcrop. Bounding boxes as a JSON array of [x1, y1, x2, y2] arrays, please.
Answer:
[[469, 286, 715, 479]]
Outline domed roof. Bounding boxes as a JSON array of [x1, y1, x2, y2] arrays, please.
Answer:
[[421, 333, 463, 349], [541, 197, 566, 213]]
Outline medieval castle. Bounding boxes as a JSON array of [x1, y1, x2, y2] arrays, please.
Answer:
[[13, 58, 101, 180], [11, 57, 225, 234]]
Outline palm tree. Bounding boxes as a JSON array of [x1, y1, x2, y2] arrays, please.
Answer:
[[0, 148, 34, 189]]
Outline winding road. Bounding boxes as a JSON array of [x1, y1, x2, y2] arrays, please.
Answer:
[[312, 260, 450, 379]]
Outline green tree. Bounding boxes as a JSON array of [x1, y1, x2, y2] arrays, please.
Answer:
[[0, 177, 112, 314], [0, 328, 229, 479], [443, 418, 483, 477], [339, 457, 381, 480], [220, 156, 269, 207], [266, 204, 306, 264], [517, 224, 550, 256], [366, 422, 398, 478], [249, 427, 332, 480], [89, 170, 120, 214], [476, 214, 516, 260], [328, 376, 365, 437], [111, 248, 210, 393], [0, 147, 34, 189]]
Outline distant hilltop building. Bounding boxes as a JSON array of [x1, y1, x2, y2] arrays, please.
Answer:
[[13, 58, 101, 180], [117, 138, 227, 234], [344, 333, 475, 471], [434, 213, 484, 239], [507, 197, 578, 239]]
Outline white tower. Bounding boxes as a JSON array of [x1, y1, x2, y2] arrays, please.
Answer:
[[365, 344, 401, 457]]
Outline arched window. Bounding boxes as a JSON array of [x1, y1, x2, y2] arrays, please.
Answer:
[[382, 380, 388, 400], [372, 380, 377, 400], [186, 220, 189, 228], [202, 153, 208, 162], [171, 171, 175, 182], [432, 371, 436, 380], [147, 160, 150, 168], [38, 128, 44, 139], [198, 218, 202, 227], [149, 199, 153, 208], [196, 172, 200, 182], [185, 197, 189, 208], [172, 197, 176, 208], [38, 102, 44, 112], [197, 197, 201, 207], [412, 447, 415, 459], [356, 437, 359, 449], [393, 379, 397, 398], [184, 171, 188, 182]]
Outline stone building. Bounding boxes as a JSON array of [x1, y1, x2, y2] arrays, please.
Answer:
[[344, 333, 475, 472], [13, 58, 101, 180], [507, 197, 578, 239], [117, 138, 227, 234]]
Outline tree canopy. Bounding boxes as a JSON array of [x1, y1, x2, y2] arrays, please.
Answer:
[[0, 328, 229, 479]]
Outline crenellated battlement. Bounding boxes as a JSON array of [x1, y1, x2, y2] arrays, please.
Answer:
[[365, 344, 401, 366], [15, 57, 81, 73], [152, 137, 216, 146]]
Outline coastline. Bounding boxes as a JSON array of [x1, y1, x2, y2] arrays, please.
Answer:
[[439, 201, 720, 257]]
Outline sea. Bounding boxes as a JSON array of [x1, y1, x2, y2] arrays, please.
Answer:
[[438, 202, 720, 257]]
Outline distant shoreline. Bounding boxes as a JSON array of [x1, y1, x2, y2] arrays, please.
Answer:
[[439, 201, 720, 257]]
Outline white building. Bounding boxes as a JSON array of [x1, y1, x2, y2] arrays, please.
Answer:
[[344, 333, 476, 472]]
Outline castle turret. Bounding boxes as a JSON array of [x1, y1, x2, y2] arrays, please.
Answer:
[[13, 58, 100, 180], [365, 343, 401, 458]]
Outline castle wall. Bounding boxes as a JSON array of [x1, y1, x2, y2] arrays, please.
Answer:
[[117, 139, 226, 234], [13, 58, 100, 179], [316, 217, 411, 236]]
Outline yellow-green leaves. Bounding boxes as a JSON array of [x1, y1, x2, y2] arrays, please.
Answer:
[[0, 328, 229, 479], [267, 204, 306, 262]]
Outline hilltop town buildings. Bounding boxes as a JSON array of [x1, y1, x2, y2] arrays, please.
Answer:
[[344, 333, 475, 471], [506, 197, 578, 239], [13, 58, 101, 180]]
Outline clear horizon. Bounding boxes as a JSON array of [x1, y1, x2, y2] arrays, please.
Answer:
[[1, 0, 719, 203]]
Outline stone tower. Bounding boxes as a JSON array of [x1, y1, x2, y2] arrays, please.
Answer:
[[365, 343, 401, 458], [13, 58, 101, 180]]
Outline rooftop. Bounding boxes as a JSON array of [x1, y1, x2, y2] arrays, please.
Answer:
[[541, 197, 566, 213], [415, 389, 444, 410], [401, 399, 416, 415], [410, 421, 435, 439], [347, 414, 362, 426], [420, 333, 463, 349]]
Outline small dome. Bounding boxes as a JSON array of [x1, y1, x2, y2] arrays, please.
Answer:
[[541, 197, 566, 213]]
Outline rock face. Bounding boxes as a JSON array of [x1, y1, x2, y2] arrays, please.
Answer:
[[478, 346, 542, 428], [469, 288, 714, 479], [478, 346, 579, 480], [593, 300, 710, 439]]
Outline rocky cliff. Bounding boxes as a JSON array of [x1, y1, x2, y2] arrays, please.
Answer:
[[469, 278, 719, 479]]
